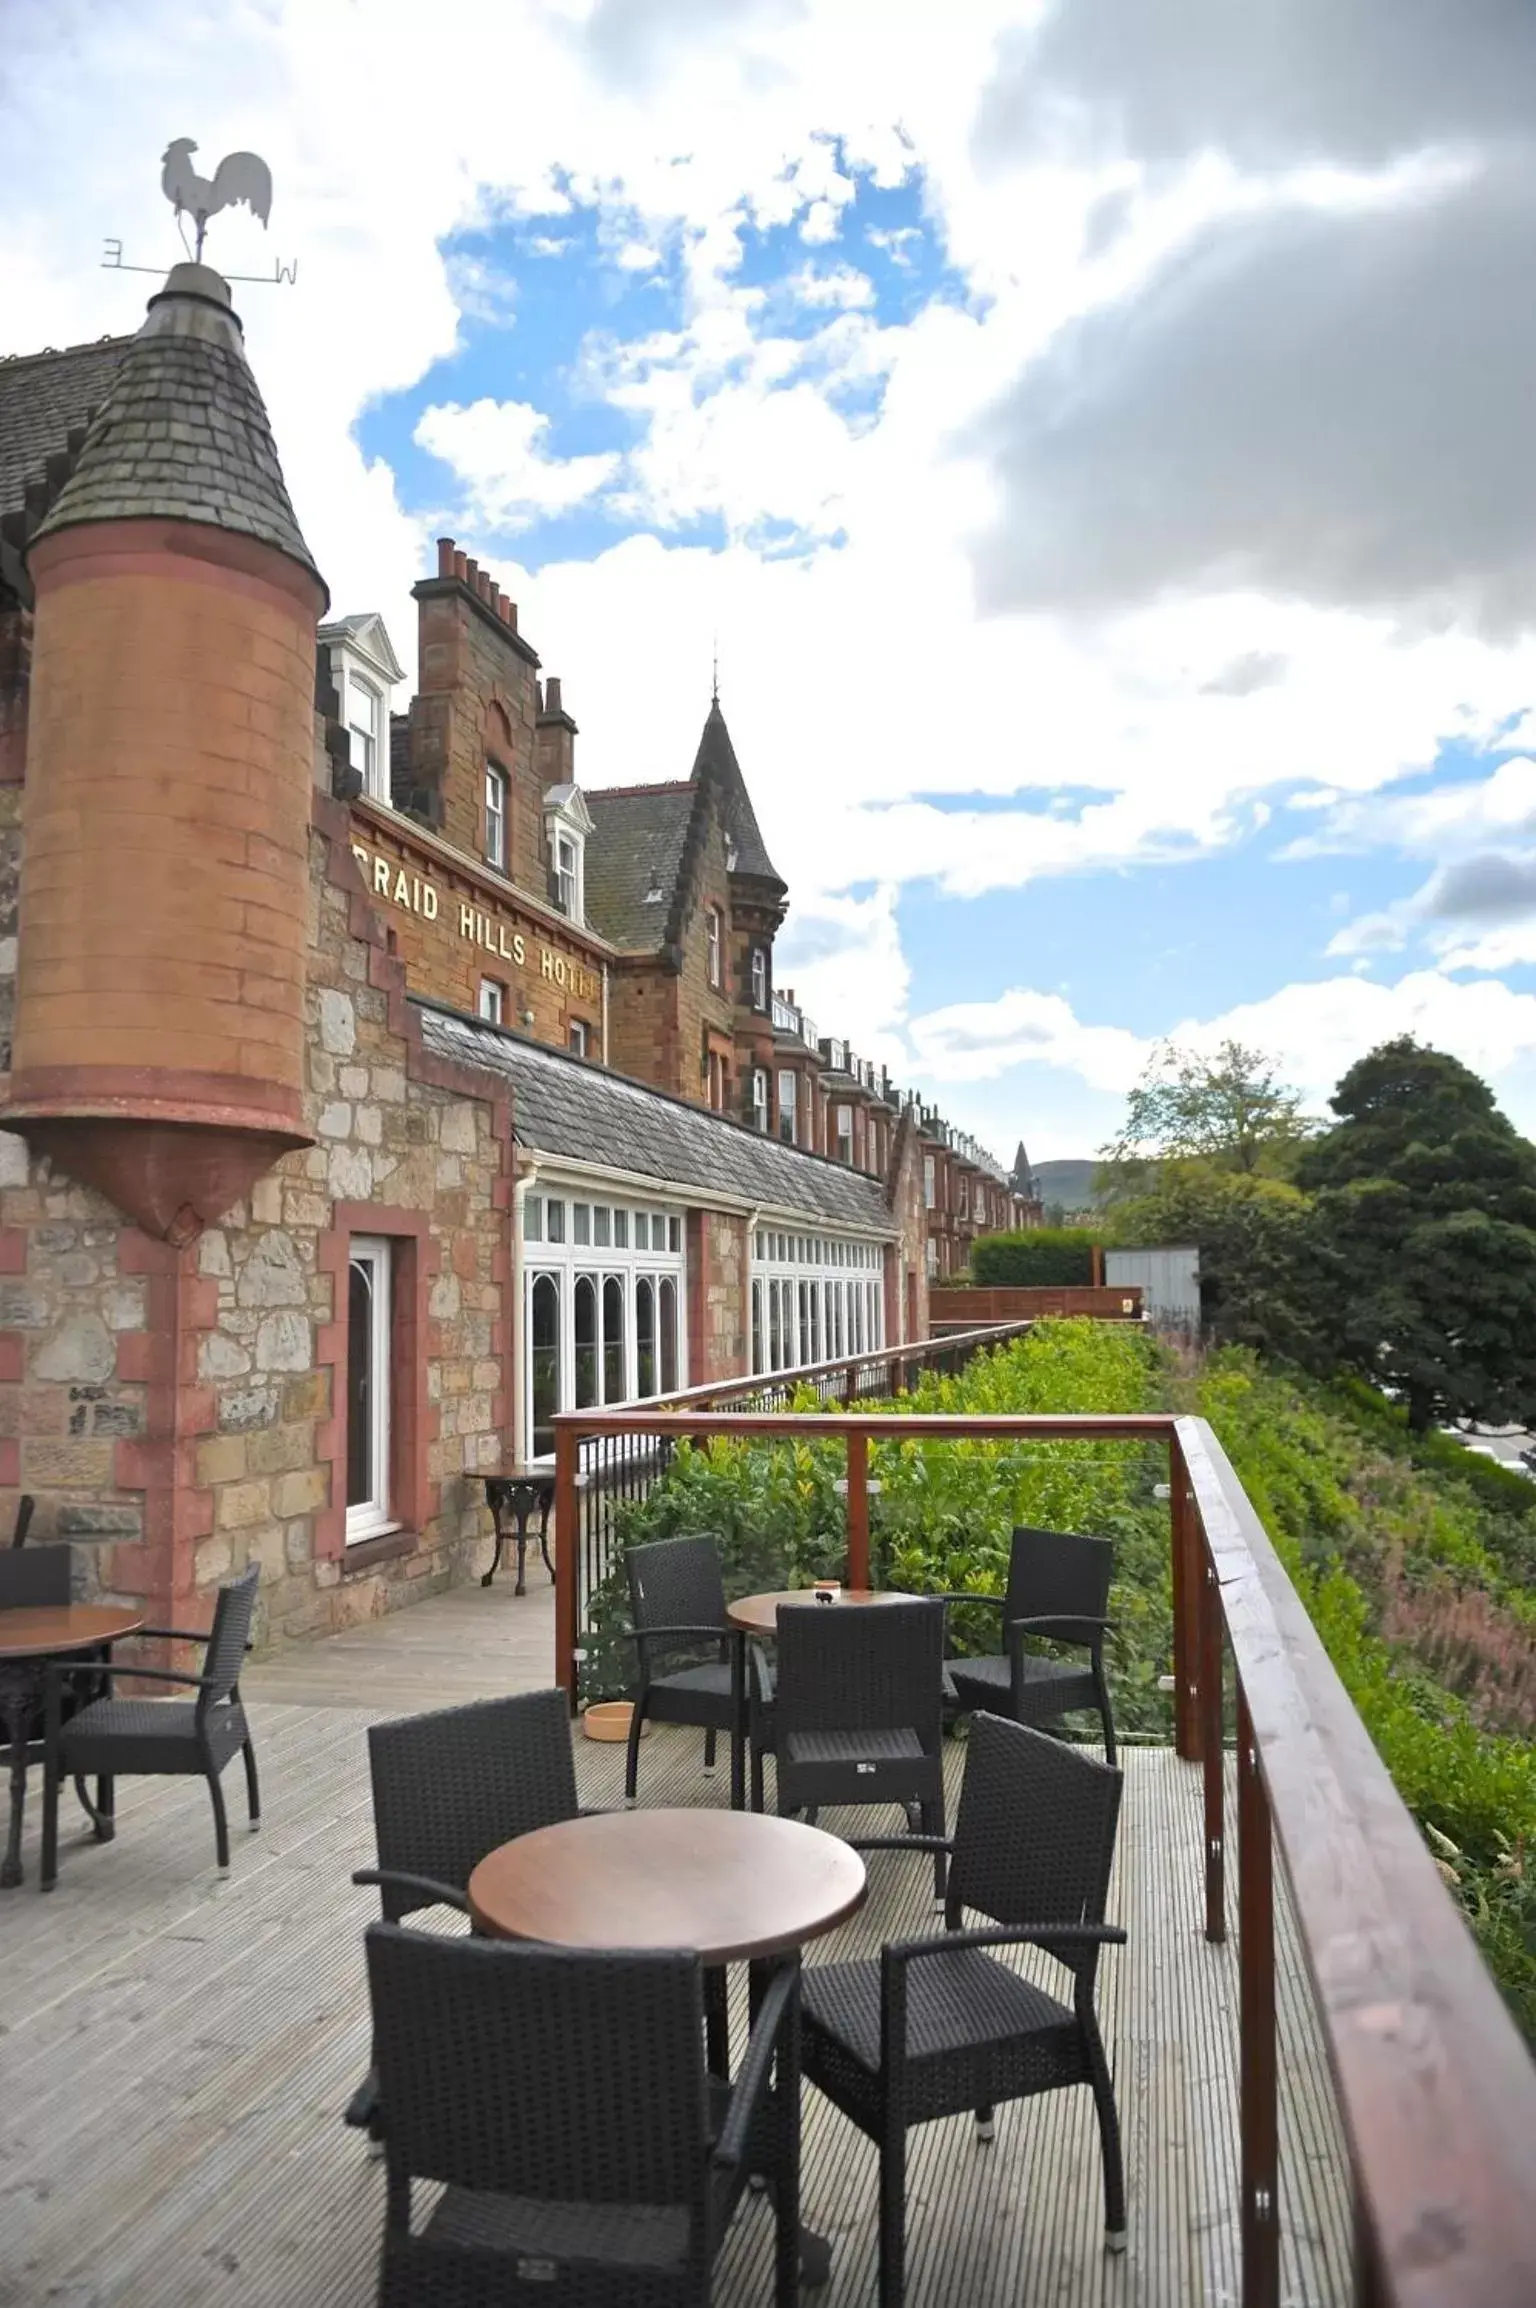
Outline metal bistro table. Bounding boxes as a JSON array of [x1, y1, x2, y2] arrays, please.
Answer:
[[0, 1602, 146, 1888], [468, 1806, 867, 2287], [478, 1467, 557, 1594]]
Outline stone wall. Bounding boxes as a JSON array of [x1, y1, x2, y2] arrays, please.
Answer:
[[0, 788, 515, 1647], [687, 1207, 747, 1385]]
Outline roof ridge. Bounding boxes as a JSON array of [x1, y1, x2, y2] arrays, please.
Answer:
[[0, 334, 135, 371], [585, 779, 693, 799]]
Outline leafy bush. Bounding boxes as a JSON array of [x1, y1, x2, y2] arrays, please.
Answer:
[[971, 1229, 1096, 1287]]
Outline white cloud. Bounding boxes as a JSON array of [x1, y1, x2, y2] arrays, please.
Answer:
[[4, 0, 1535, 1153], [414, 398, 620, 530]]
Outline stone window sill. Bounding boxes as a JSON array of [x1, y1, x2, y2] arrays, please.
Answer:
[[341, 1526, 418, 1575]]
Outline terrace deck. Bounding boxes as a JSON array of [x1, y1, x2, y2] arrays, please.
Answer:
[[0, 1583, 1353, 2307]]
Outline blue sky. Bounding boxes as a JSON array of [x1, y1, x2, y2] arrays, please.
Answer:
[[11, 0, 1535, 1160]]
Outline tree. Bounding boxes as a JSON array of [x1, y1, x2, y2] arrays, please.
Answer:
[[1102, 1168, 1335, 1362], [1098, 1039, 1312, 1192], [1297, 1038, 1536, 1431]]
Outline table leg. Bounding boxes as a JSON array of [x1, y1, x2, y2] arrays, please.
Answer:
[[0, 1674, 34, 1889], [512, 1501, 533, 1596], [747, 1954, 830, 2288], [480, 1505, 506, 1588], [538, 1498, 555, 1584]]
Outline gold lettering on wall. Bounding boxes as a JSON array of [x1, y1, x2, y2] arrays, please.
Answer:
[[351, 842, 592, 997]]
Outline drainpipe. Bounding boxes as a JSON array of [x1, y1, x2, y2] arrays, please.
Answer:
[[601, 961, 610, 1065], [510, 1155, 540, 1465]]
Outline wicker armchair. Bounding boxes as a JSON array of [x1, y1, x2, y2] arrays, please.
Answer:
[[39, 1563, 261, 1891], [345, 1688, 587, 2141], [364, 1922, 803, 2307], [937, 1524, 1117, 1764], [624, 1535, 765, 1805], [800, 1712, 1126, 2307], [764, 1597, 947, 1900]]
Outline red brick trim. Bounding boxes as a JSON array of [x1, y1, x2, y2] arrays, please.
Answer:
[[314, 1201, 444, 1563], [28, 518, 327, 618]]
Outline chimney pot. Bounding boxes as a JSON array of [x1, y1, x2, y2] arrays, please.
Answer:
[[506, 600, 518, 631], [498, 597, 511, 624], [475, 569, 491, 602], [436, 537, 455, 577], [453, 550, 468, 583], [546, 676, 563, 714]]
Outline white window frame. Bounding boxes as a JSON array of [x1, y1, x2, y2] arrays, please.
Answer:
[[751, 1067, 770, 1132], [749, 1229, 886, 1375], [485, 761, 509, 871], [522, 1191, 688, 1457], [555, 830, 579, 919], [478, 978, 504, 1024], [541, 784, 594, 930], [569, 1019, 589, 1058], [750, 946, 768, 1011], [923, 1154, 936, 1209], [322, 616, 403, 808], [346, 1236, 394, 1544], [834, 1104, 854, 1165], [776, 1068, 798, 1146], [706, 906, 722, 988]]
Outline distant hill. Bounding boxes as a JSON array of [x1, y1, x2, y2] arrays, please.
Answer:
[[1031, 1158, 1099, 1211]]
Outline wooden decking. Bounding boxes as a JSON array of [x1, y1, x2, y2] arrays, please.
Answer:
[[0, 1584, 1353, 2307]]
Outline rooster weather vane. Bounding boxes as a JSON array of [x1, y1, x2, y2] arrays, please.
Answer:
[[161, 139, 272, 262], [102, 139, 294, 285]]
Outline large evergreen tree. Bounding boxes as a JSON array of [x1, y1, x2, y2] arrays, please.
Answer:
[[1297, 1038, 1536, 1430]]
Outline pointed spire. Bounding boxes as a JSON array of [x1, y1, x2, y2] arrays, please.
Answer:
[[691, 693, 784, 889]]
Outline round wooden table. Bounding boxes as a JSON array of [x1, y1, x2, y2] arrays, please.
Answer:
[[467, 1805, 866, 1963], [726, 1587, 911, 1637], [0, 1604, 145, 1889]]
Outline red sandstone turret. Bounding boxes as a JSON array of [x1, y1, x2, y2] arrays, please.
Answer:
[[5, 261, 326, 1242]]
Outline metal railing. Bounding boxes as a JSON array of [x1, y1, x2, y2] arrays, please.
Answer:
[[549, 1406, 1536, 2308], [562, 1322, 1032, 1641]]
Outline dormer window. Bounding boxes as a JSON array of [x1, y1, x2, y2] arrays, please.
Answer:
[[485, 763, 508, 871], [320, 612, 405, 807], [750, 946, 768, 1011], [542, 783, 594, 928]]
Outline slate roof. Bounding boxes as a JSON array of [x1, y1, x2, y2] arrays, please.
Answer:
[[693, 698, 783, 886], [33, 264, 321, 590], [0, 337, 132, 521], [419, 1001, 895, 1231], [583, 782, 696, 952]]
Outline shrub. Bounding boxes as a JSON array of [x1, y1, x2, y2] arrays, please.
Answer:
[[971, 1229, 1096, 1287]]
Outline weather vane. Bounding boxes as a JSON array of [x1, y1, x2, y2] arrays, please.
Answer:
[[102, 137, 296, 285]]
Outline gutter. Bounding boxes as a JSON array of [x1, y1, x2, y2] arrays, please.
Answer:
[[529, 1152, 896, 1242]]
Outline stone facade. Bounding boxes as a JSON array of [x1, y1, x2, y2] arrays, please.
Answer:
[[0, 791, 512, 1641]]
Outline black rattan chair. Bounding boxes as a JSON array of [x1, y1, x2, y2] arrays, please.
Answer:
[[624, 1535, 762, 1805], [763, 1597, 947, 1900], [0, 1543, 74, 1869], [801, 1711, 1126, 2307], [939, 1525, 1117, 1764], [39, 1563, 261, 1890], [364, 1921, 803, 2307], [344, 1688, 587, 2140]]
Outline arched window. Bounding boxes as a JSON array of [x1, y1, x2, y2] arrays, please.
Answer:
[[659, 1276, 679, 1394], [574, 1275, 598, 1409], [602, 1275, 626, 1403], [636, 1276, 657, 1397], [530, 1274, 560, 1458]]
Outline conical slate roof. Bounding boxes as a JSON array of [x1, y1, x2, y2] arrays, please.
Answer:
[[33, 263, 322, 592], [692, 697, 783, 888]]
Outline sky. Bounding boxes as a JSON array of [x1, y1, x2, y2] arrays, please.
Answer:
[[4, 0, 1536, 1163]]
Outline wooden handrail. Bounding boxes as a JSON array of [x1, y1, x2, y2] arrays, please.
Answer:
[[551, 1403, 1536, 2306], [635, 1319, 1035, 1413]]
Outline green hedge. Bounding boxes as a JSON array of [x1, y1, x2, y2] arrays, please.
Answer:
[[970, 1228, 1097, 1287], [590, 1321, 1535, 2036]]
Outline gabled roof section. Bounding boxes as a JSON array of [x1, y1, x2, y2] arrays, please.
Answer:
[[419, 1001, 894, 1232], [693, 697, 783, 888], [318, 611, 405, 685], [0, 335, 132, 523], [583, 782, 696, 952]]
